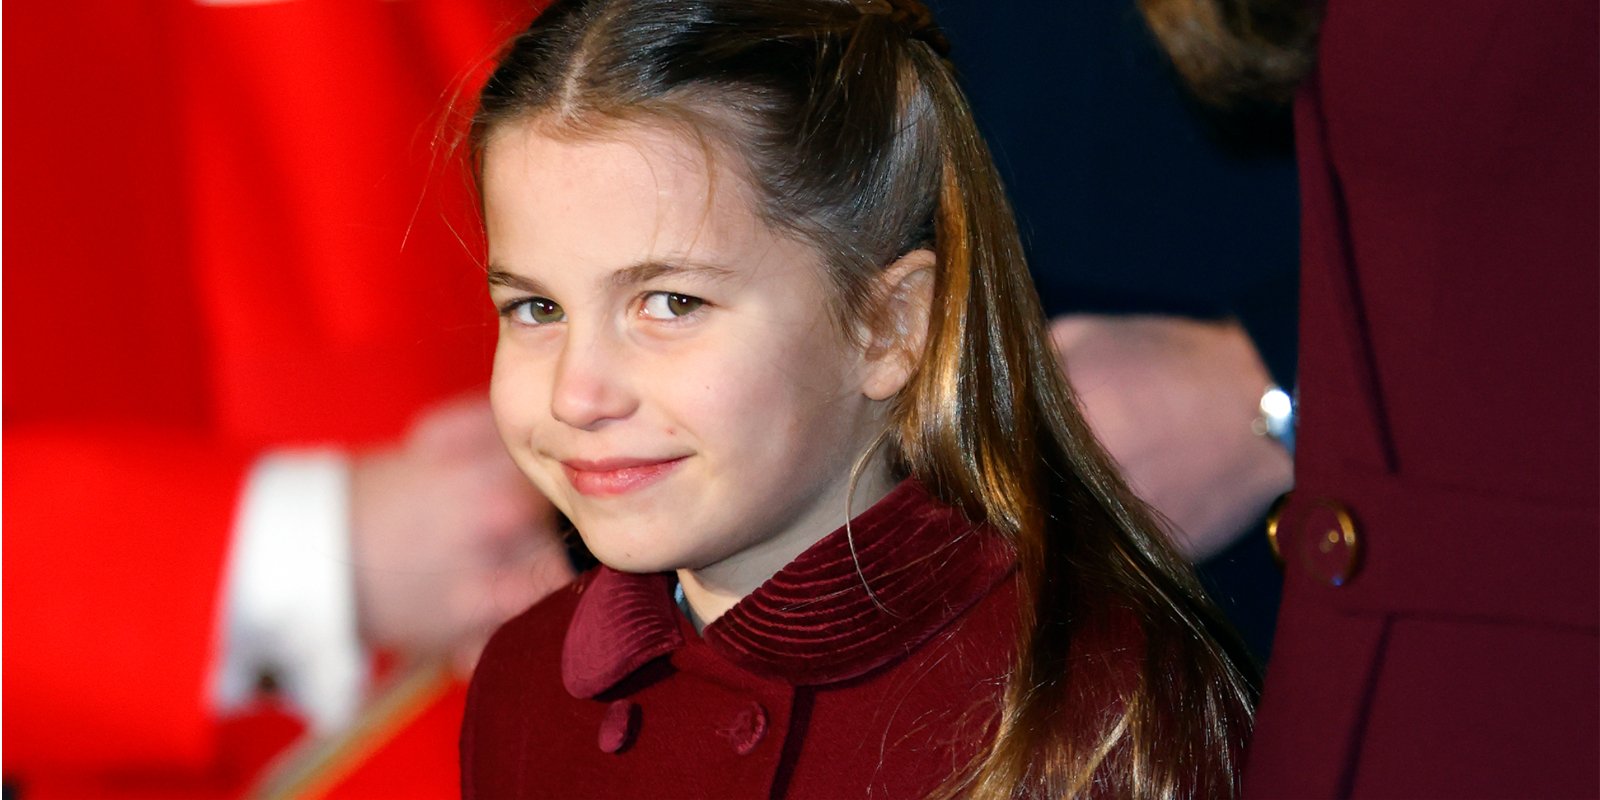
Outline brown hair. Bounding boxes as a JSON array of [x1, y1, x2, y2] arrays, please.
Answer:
[[1136, 0, 1324, 107], [471, 1, 1257, 795]]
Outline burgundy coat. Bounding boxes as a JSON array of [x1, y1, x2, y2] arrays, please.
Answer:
[[1245, 0, 1598, 796], [463, 480, 1133, 798]]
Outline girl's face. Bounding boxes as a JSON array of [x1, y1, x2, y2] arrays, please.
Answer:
[[483, 121, 901, 597]]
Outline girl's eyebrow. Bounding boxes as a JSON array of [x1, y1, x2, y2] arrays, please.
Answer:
[[486, 259, 735, 295], [486, 267, 548, 295], [606, 259, 735, 290]]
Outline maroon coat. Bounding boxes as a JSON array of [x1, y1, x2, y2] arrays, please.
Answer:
[[462, 480, 1152, 798], [460, 480, 1023, 798], [1246, 1, 1599, 796]]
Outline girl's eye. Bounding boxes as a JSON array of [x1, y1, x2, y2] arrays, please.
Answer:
[[639, 292, 705, 320], [507, 297, 565, 325]]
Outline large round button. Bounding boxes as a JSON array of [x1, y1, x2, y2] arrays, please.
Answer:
[[725, 701, 768, 756], [1296, 498, 1361, 586], [597, 699, 639, 754], [1265, 491, 1291, 567]]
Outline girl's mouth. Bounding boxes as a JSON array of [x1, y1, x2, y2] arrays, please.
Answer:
[[561, 456, 688, 497]]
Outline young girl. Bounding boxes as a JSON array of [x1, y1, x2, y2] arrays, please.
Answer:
[[460, 0, 1257, 797]]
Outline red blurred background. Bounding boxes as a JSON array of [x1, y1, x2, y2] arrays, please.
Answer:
[[5, 1, 542, 796]]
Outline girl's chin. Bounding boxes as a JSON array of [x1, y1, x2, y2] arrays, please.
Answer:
[[580, 538, 691, 576]]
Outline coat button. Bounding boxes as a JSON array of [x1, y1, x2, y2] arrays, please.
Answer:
[[1265, 492, 1291, 568], [597, 699, 639, 754], [1286, 496, 1363, 585], [724, 701, 768, 755]]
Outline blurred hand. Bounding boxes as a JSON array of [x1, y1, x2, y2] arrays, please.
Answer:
[[349, 395, 573, 676], [1050, 314, 1293, 559]]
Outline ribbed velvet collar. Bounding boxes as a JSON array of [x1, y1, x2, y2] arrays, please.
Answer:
[[561, 479, 1017, 698]]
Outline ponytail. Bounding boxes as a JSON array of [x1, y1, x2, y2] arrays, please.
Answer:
[[896, 36, 1257, 797]]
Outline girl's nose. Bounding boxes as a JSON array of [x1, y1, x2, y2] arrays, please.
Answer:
[[549, 329, 638, 430]]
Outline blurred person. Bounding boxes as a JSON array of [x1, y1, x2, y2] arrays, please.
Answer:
[[1135, 0, 1599, 796], [3, 1, 571, 797]]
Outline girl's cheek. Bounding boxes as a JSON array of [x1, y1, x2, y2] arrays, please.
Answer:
[[490, 366, 544, 433]]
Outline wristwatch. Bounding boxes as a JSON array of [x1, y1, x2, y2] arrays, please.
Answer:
[[1253, 384, 1296, 456]]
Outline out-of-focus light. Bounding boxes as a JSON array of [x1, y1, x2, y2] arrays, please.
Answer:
[[1261, 387, 1293, 419]]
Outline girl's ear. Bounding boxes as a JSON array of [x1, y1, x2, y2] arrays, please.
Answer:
[[861, 248, 936, 401]]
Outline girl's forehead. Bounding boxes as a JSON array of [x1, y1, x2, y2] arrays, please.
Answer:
[[487, 119, 753, 208], [481, 120, 814, 284]]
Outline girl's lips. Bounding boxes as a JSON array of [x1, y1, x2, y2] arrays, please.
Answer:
[[561, 456, 687, 497]]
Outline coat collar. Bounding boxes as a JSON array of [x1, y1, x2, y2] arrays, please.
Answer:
[[560, 479, 1017, 698]]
